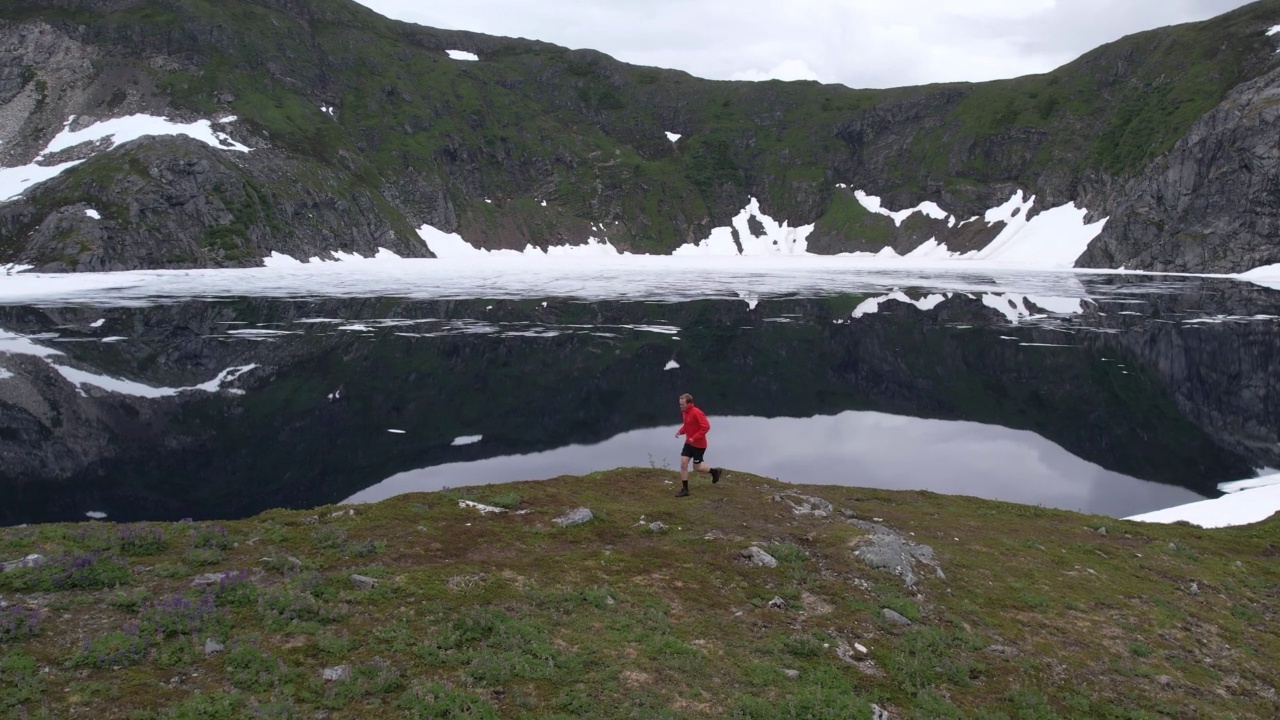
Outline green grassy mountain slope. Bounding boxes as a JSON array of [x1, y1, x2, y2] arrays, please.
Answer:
[[1, 0, 1278, 271]]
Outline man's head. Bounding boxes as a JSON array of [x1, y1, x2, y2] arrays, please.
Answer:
[[679, 393, 693, 410]]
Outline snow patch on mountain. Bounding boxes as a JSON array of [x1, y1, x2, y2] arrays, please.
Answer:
[[1, 114, 251, 202]]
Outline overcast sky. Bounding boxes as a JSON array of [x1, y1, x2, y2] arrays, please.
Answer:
[[353, 0, 1256, 88]]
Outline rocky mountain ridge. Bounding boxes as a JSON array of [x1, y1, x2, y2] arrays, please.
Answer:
[[0, 0, 1277, 272]]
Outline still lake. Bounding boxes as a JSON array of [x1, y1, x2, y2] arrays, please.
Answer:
[[1, 258, 1278, 524]]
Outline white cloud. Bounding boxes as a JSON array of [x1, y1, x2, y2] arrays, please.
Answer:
[[353, 0, 1251, 88]]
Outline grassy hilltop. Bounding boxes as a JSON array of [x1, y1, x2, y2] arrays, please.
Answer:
[[1, 469, 1277, 719]]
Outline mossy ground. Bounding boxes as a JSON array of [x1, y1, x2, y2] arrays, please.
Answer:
[[1, 469, 1277, 719]]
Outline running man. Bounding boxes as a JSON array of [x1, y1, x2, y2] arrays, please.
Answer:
[[674, 393, 723, 497]]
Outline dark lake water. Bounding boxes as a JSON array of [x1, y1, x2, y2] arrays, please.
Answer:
[[1, 263, 1278, 524]]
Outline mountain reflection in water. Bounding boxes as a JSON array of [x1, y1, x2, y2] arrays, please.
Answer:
[[1, 268, 1278, 524], [348, 412, 1208, 518]]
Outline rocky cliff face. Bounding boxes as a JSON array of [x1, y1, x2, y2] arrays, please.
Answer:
[[0, 0, 1278, 272], [1, 136, 427, 271], [1078, 64, 1280, 273]]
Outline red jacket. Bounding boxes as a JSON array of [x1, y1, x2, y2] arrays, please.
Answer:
[[678, 403, 711, 448]]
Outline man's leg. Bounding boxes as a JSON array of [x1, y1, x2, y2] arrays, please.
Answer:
[[694, 460, 722, 484], [677, 455, 691, 496], [696, 458, 727, 481]]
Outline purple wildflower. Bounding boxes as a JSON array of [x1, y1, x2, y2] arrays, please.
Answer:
[[75, 623, 150, 668], [191, 525, 232, 550], [116, 524, 168, 555], [140, 591, 217, 637], [0, 605, 41, 643], [43, 552, 131, 591]]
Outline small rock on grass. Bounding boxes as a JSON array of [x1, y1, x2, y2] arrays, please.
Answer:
[[322, 665, 350, 681], [1, 554, 45, 572], [881, 608, 912, 626], [782, 669, 800, 679], [204, 638, 224, 656], [191, 571, 238, 587], [350, 574, 377, 590], [553, 508, 593, 527], [741, 546, 778, 568]]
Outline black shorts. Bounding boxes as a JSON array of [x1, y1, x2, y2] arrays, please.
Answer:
[[680, 443, 707, 464]]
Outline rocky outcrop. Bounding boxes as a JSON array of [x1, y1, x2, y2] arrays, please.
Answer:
[[0, 15, 432, 272], [0, 20, 103, 164], [1078, 65, 1280, 273], [0, 136, 428, 271]]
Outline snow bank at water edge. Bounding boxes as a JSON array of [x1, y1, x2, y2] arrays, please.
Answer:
[[407, 189, 1101, 269], [1236, 262, 1280, 292], [0, 256, 1141, 307], [673, 197, 813, 256], [1126, 473, 1280, 529], [417, 225, 624, 259], [263, 248, 406, 267]]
